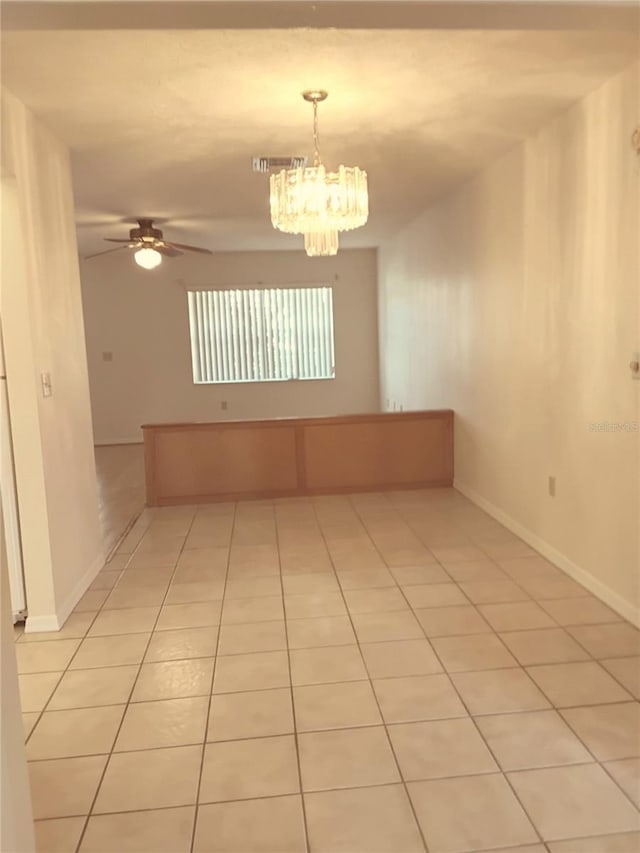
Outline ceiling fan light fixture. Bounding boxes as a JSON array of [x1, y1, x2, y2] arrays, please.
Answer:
[[304, 229, 339, 257], [134, 247, 162, 269], [270, 91, 368, 238], [84, 219, 213, 262]]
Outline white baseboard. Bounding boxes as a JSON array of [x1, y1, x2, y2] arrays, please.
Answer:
[[94, 437, 143, 446], [23, 613, 62, 633], [24, 550, 105, 634], [454, 478, 640, 628]]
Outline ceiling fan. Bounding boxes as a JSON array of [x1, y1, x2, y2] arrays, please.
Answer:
[[84, 218, 213, 269]]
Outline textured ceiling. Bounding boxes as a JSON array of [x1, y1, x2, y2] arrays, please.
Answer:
[[1, 27, 638, 254]]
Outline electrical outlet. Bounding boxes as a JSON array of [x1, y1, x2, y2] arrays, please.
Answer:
[[221, 401, 228, 411], [548, 476, 556, 497], [102, 351, 113, 362]]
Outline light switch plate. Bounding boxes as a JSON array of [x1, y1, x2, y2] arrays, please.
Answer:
[[41, 372, 52, 397]]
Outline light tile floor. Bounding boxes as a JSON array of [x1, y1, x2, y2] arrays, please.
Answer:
[[94, 444, 146, 558], [15, 489, 640, 853]]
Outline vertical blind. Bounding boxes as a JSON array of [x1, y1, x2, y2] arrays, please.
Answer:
[[188, 286, 335, 384]]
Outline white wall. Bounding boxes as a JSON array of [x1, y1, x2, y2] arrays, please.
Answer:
[[1, 175, 56, 625], [81, 249, 380, 444], [379, 62, 640, 622], [1, 88, 103, 631], [0, 508, 35, 852]]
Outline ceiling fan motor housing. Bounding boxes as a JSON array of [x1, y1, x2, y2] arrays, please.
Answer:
[[130, 219, 163, 241]]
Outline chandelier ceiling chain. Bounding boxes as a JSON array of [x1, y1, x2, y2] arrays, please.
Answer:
[[303, 89, 328, 168], [311, 98, 322, 167], [312, 100, 320, 166]]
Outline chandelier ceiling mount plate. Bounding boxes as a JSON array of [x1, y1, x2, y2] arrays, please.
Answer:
[[302, 90, 328, 104]]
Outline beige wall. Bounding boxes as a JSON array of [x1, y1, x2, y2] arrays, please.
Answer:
[[1, 89, 103, 631], [81, 249, 380, 444], [0, 509, 35, 852], [1, 175, 56, 625], [379, 62, 640, 622]]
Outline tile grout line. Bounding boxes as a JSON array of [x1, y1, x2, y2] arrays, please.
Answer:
[[343, 497, 568, 642], [73, 506, 201, 852], [22, 606, 106, 749], [189, 502, 238, 851], [26, 561, 137, 833], [597, 759, 640, 814], [25, 668, 639, 716], [23, 493, 640, 849], [19, 596, 632, 641], [19, 625, 638, 660], [420, 592, 640, 833], [273, 501, 312, 853], [552, 705, 640, 813], [350, 493, 544, 849], [20, 610, 634, 691], [277, 502, 634, 701], [388, 516, 563, 850], [187, 502, 237, 853], [103, 506, 145, 564], [30, 775, 637, 829], [316, 493, 431, 853], [25, 782, 640, 851], [347, 494, 550, 851], [366, 494, 640, 844], [25, 725, 640, 766]]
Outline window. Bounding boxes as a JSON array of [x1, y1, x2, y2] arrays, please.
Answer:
[[187, 286, 335, 384]]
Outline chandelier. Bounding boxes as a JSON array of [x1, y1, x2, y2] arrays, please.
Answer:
[[304, 229, 339, 257], [270, 90, 368, 255]]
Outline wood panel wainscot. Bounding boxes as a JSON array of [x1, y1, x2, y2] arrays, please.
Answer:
[[142, 410, 454, 506]]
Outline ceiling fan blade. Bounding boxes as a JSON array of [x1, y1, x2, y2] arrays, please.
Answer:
[[164, 241, 213, 255], [83, 245, 130, 260], [104, 238, 133, 244], [155, 244, 183, 258]]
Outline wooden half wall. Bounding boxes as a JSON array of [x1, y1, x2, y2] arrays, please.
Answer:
[[142, 410, 454, 506]]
